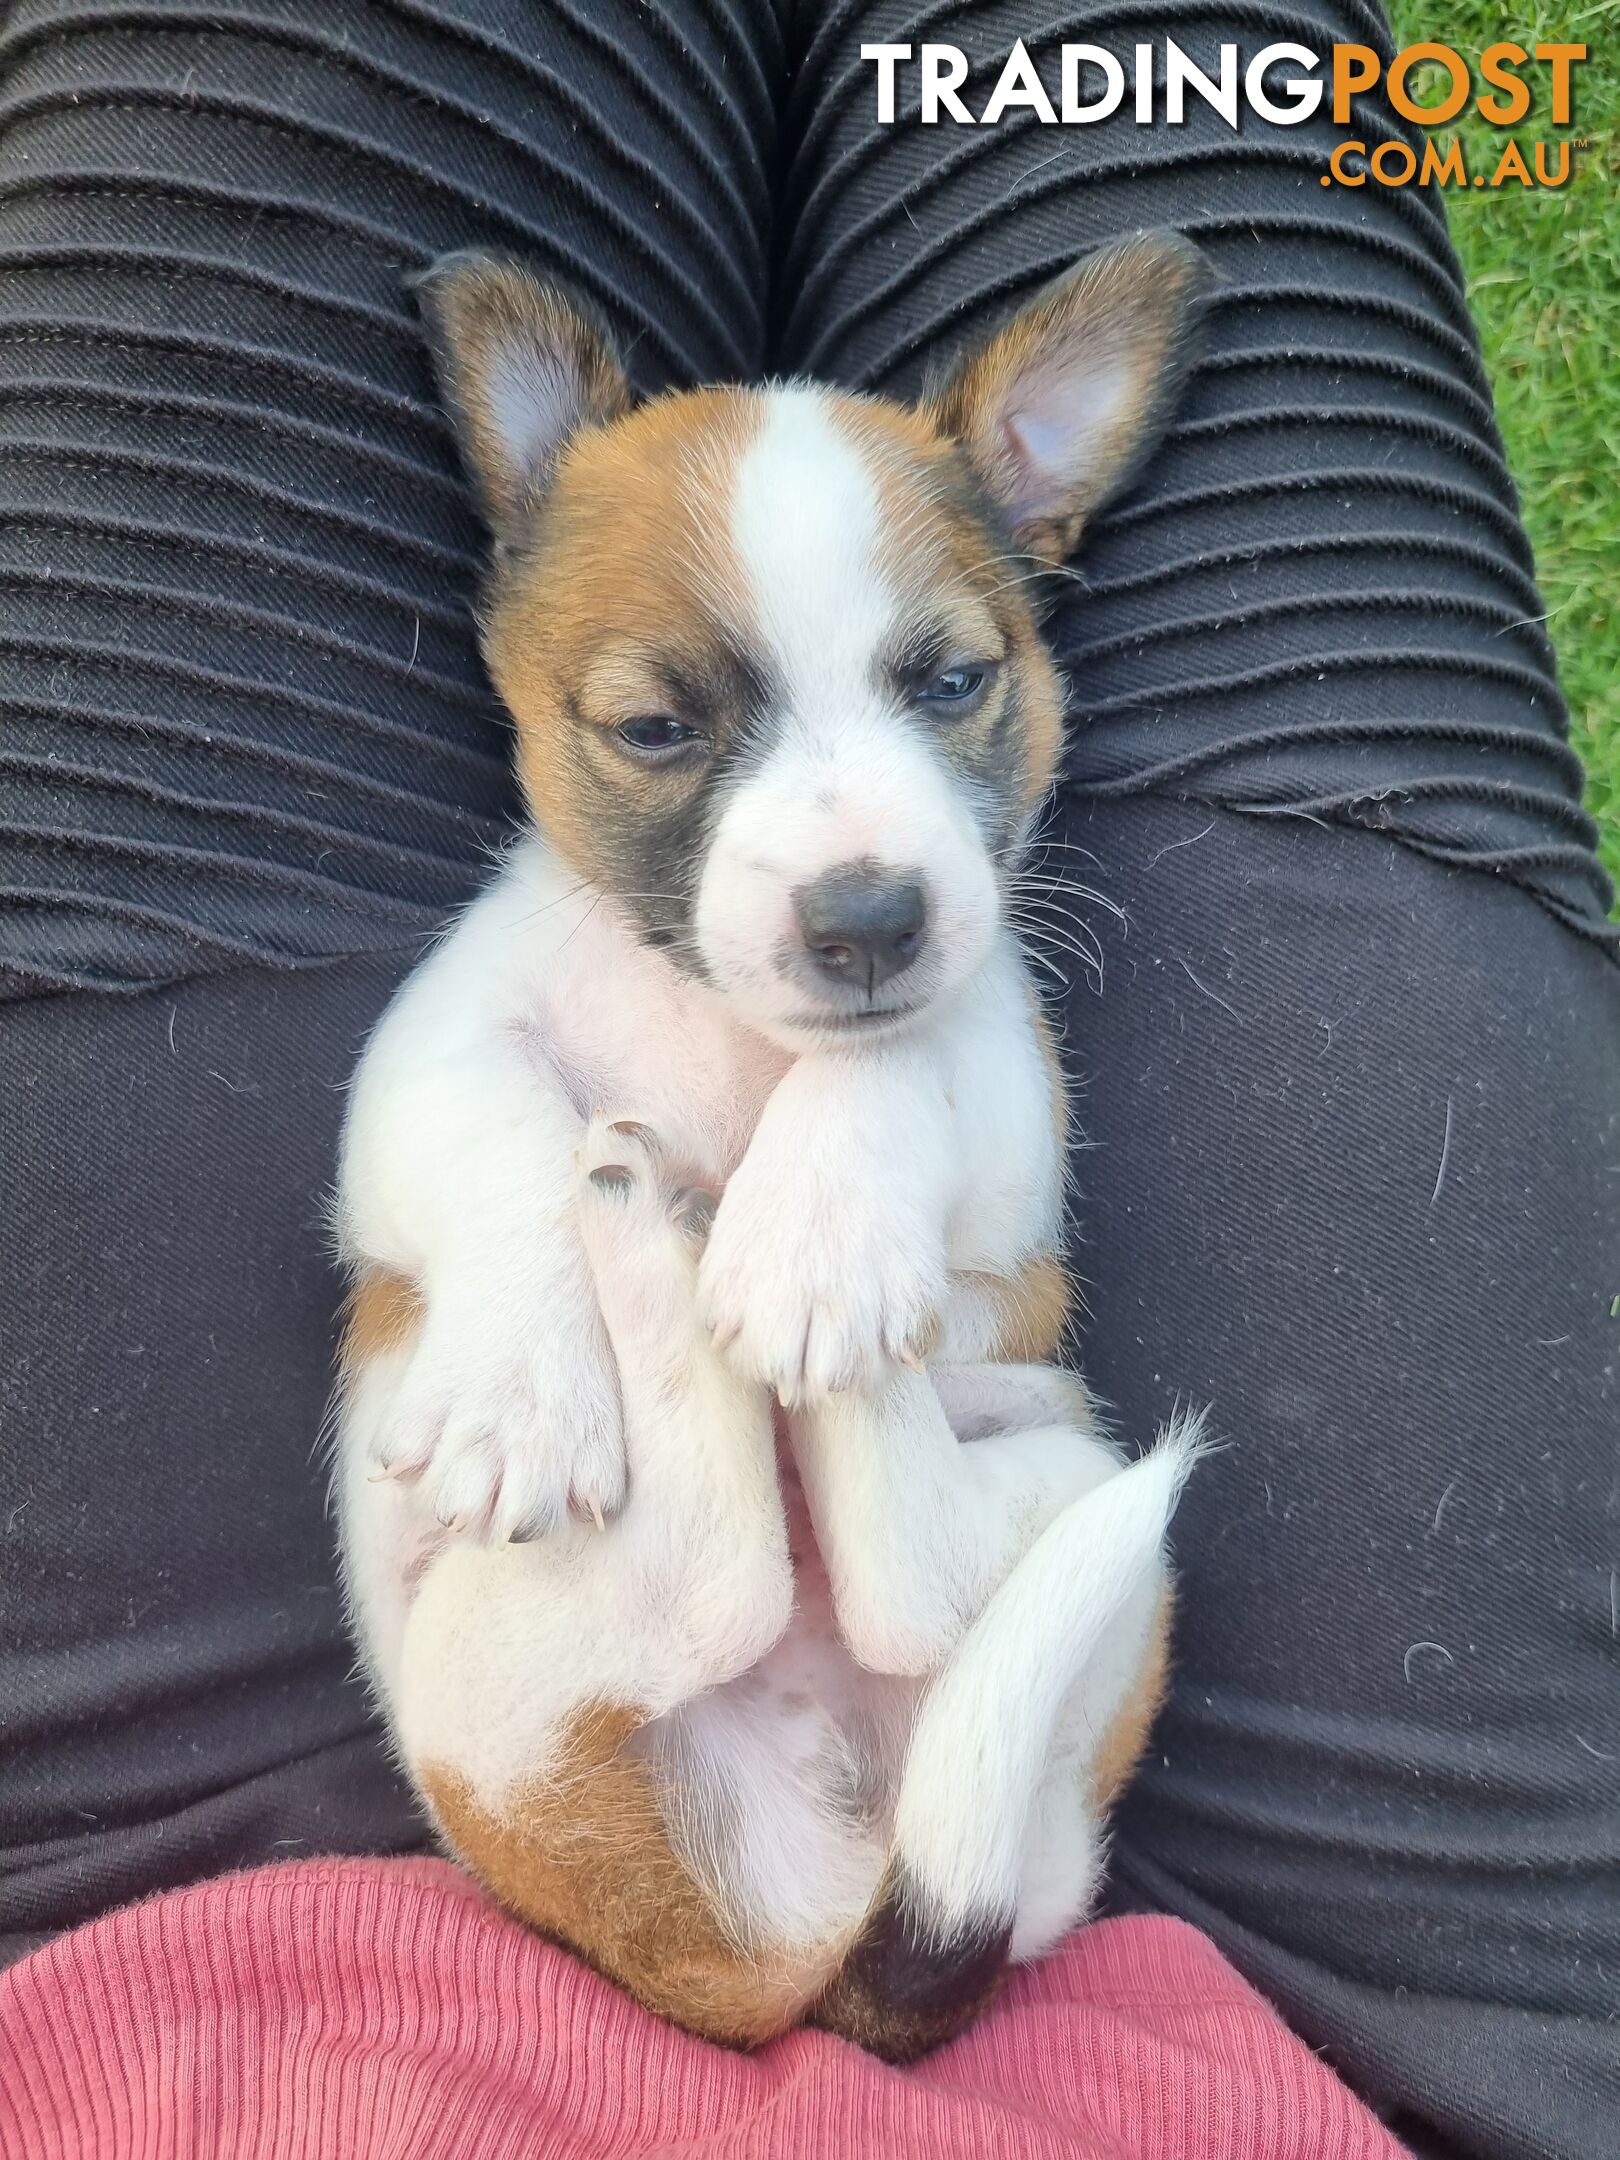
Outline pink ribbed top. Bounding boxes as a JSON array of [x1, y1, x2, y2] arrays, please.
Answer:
[[0, 1858, 1406, 2158]]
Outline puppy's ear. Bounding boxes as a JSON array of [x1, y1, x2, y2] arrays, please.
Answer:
[[921, 230, 1212, 563], [412, 251, 630, 553]]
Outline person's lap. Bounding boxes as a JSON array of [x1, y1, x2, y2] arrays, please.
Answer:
[[1, 5, 1615, 2156]]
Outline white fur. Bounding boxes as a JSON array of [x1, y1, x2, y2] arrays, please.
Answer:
[[693, 390, 1002, 1047], [337, 841, 786, 1539], [333, 380, 1195, 2005], [390, 1127, 794, 1809], [484, 347, 582, 502], [338, 833, 1056, 1518], [347, 1119, 1191, 1975], [693, 954, 1062, 1404], [891, 1415, 1203, 1937]]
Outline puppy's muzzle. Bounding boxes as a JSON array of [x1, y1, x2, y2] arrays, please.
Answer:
[[794, 864, 928, 994]]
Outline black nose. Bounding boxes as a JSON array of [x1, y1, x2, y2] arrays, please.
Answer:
[[794, 865, 928, 992]]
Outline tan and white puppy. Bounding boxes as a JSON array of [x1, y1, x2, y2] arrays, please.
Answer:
[[335, 234, 1210, 2060]]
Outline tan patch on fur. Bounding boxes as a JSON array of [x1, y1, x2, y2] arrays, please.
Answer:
[[960, 1254, 1072, 1364], [484, 389, 763, 888], [343, 1270, 423, 1365], [489, 377, 1067, 887], [421, 1703, 835, 2049], [1090, 1587, 1174, 1813], [834, 395, 1065, 817]]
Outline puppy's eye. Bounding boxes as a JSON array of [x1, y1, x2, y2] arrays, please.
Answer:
[[616, 715, 700, 756], [916, 664, 992, 709]]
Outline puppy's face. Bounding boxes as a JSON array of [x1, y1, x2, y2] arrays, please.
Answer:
[[419, 238, 1208, 1051]]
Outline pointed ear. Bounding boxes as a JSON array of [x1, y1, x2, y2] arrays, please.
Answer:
[[921, 231, 1212, 563], [412, 251, 630, 552]]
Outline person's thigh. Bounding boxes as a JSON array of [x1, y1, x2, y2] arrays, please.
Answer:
[[1, 958, 417, 1960], [777, 9, 1619, 2158], [0, 0, 780, 1952], [0, 0, 778, 994]]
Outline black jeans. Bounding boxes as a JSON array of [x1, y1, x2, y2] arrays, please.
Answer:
[[1, 6, 1615, 2157]]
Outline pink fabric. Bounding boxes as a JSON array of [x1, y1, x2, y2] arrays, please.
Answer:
[[0, 1858, 1405, 2159]]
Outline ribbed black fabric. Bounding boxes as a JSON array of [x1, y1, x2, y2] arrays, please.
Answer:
[[0, 0, 777, 995], [0, 0, 1613, 997], [774, 0, 1615, 957]]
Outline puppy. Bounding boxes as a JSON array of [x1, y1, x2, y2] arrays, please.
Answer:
[[334, 233, 1210, 2059]]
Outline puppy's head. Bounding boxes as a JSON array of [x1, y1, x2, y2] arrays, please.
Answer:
[[418, 236, 1208, 1050]]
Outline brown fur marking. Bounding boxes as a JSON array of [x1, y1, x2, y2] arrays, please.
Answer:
[[959, 1253, 1072, 1364], [422, 1704, 834, 2049], [343, 1270, 423, 1365], [415, 255, 629, 545], [484, 372, 1070, 904], [1090, 1587, 1174, 1813], [835, 397, 1065, 820], [484, 387, 763, 900]]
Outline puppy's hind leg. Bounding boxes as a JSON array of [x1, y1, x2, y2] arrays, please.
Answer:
[[573, 1115, 794, 1678], [815, 1417, 1201, 2061], [396, 1120, 807, 2046], [791, 1368, 1117, 1677]]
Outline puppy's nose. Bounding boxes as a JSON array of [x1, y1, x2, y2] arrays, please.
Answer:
[[794, 866, 928, 991]]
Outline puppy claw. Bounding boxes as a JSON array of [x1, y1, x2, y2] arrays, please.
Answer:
[[881, 1308, 942, 1379], [506, 1497, 565, 1544], [672, 1187, 718, 1246], [372, 1450, 426, 1485]]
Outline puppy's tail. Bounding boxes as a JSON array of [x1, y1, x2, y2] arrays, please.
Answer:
[[813, 1411, 1204, 2061]]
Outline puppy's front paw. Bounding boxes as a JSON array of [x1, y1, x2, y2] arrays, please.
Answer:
[[371, 1300, 624, 1544], [697, 1164, 946, 1406]]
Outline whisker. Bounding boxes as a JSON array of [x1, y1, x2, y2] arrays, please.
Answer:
[[1018, 943, 1071, 988], [1012, 923, 1105, 968], [1019, 837, 1108, 867], [1007, 910, 1107, 973], [554, 894, 604, 953], [1009, 876, 1129, 931], [1013, 932, 1103, 994], [503, 879, 594, 930]]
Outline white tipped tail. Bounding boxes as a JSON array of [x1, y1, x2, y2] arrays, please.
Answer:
[[889, 1410, 1205, 1939]]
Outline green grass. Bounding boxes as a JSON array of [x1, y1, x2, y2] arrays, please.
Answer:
[[1384, 0, 1618, 889]]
